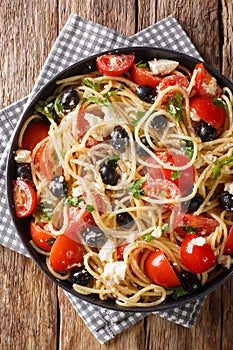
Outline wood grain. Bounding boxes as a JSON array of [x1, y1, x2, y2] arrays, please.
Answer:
[[0, 0, 232, 349]]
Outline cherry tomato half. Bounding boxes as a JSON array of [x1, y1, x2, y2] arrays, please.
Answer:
[[146, 151, 195, 195], [30, 220, 55, 252], [96, 54, 134, 76], [180, 234, 216, 274], [13, 179, 37, 218], [131, 64, 161, 88], [143, 176, 181, 202], [49, 234, 84, 272], [224, 226, 233, 254], [145, 250, 180, 287], [117, 243, 129, 261], [193, 63, 220, 98], [22, 121, 50, 151], [36, 143, 62, 180], [157, 75, 189, 103], [190, 96, 226, 130]]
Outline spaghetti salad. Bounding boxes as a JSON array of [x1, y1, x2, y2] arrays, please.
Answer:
[[13, 53, 233, 307]]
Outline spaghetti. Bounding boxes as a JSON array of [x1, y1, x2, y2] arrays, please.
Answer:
[[14, 53, 233, 307]]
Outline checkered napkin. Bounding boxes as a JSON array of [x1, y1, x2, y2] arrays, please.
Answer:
[[0, 14, 205, 344]]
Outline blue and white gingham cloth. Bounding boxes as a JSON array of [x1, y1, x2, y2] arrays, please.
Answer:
[[0, 14, 205, 344]]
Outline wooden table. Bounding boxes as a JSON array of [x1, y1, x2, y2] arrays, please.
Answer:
[[1, 1, 232, 349]]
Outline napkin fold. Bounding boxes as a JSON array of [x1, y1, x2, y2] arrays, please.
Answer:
[[0, 14, 205, 344]]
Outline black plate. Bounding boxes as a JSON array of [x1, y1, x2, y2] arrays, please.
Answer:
[[6, 47, 233, 312]]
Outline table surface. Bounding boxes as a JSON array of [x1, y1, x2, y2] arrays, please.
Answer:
[[1, 1, 233, 349]]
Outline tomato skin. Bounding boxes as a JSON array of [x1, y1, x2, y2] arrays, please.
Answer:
[[174, 213, 219, 237], [117, 243, 129, 261], [157, 75, 189, 103], [30, 220, 55, 252], [131, 64, 161, 88], [96, 54, 134, 76], [145, 250, 180, 287], [193, 63, 219, 98], [180, 234, 216, 274], [190, 96, 226, 130], [49, 234, 84, 272], [13, 179, 37, 218], [22, 121, 50, 151], [143, 176, 181, 202], [146, 151, 194, 195], [224, 226, 233, 254]]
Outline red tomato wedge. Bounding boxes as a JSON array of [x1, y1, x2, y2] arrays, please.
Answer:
[[145, 250, 180, 287], [193, 63, 220, 98], [174, 213, 219, 236], [190, 96, 226, 130], [131, 64, 161, 88], [157, 75, 189, 103], [117, 243, 129, 261], [96, 54, 134, 76], [13, 179, 37, 218], [146, 151, 195, 196], [22, 121, 50, 151], [143, 176, 181, 202], [224, 226, 233, 254], [180, 234, 216, 273], [49, 234, 84, 272], [30, 220, 55, 252]]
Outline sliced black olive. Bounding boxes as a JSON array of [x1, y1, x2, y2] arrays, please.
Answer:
[[150, 115, 168, 130], [136, 136, 156, 157], [179, 271, 202, 293], [136, 85, 156, 103], [71, 267, 93, 285], [49, 176, 68, 198], [110, 126, 129, 151], [99, 163, 119, 185], [196, 120, 217, 142], [82, 227, 106, 247], [116, 212, 134, 228], [183, 193, 204, 213], [60, 88, 79, 112], [219, 191, 233, 212], [16, 163, 32, 180]]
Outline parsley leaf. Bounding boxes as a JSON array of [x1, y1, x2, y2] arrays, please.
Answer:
[[172, 286, 190, 300], [56, 99, 64, 112], [82, 96, 111, 106], [161, 223, 169, 232], [35, 100, 54, 119], [64, 196, 94, 212], [180, 139, 194, 160], [142, 233, 154, 242], [126, 177, 146, 199], [135, 61, 147, 68], [101, 154, 120, 168], [213, 155, 233, 179], [46, 237, 56, 247], [182, 226, 196, 234], [130, 110, 146, 128], [212, 97, 227, 110], [103, 85, 124, 99], [81, 78, 102, 91], [35, 201, 54, 222], [171, 170, 180, 180], [167, 92, 184, 122]]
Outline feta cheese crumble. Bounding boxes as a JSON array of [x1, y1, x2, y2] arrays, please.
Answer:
[[103, 261, 127, 285], [99, 239, 115, 262], [14, 149, 32, 163], [224, 183, 233, 195], [148, 59, 179, 76]]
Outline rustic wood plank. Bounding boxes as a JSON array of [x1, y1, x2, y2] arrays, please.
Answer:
[[0, 247, 58, 350], [221, 0, 233, 79]]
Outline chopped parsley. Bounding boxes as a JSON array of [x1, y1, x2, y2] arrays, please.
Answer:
[[171, 170, 180, 180], [101, 154, 120, 168], [126, 177, 146, 199], [35, 100, 54, 119], [161, 223, 169, 232], [46, 237, 56, 247], [64, 196, 94, 212], [103, 85, 124, 99], [172, 286, 190, 300], [135, 61, 147, 68], [142, 233, 154, 242], [181, 226, 196, 234], [130, 110, 146, 128], [212, 155, 233, 179], [82, 96, 111, 106], [81, 78, 102, 91], [212, 97, 227, 109], [56, 99, 64, 112], [180, 139, 194, 160], [35, 201, 54, 222], [167, 92, 184, 122]]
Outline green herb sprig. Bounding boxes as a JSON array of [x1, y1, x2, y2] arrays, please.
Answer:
[[213, 155, 233, 179], [35, 100, 54, 119], [64, 196, 94, 212], [35, 201, 54, 223], [126, 177, 146, 199], [167, 92, 184, 122]]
